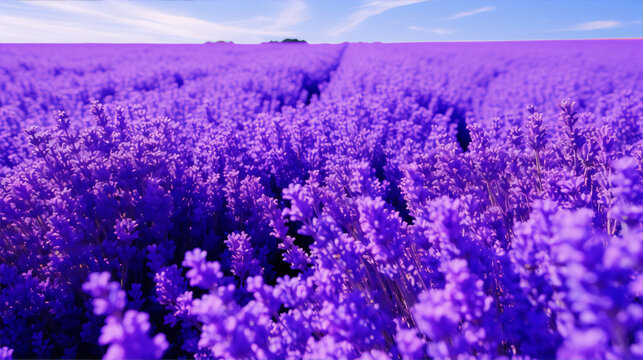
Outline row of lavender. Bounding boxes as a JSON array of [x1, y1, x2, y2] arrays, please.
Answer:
[[0, 40, 642, 359], [0, 44, 344, 172]]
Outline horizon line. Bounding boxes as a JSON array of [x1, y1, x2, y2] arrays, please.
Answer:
[[1, 37, 641, 46]]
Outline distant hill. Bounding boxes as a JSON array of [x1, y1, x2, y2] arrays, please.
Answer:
[[205, 39, 307, 45], [264, 38, 308, 44]]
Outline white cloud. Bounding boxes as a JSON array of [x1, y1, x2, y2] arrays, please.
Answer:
[[445, 6, 495, 20], [272, 0, 310, 29], [0, 0, 306, 43], [329, 0, 430, 37], [408, 25, 453, 35], [0, 14, 158, 43], [555, 20, 623, 32], [225, 0, 309, 30]]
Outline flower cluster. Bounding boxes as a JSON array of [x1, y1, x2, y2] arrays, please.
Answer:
[[0, 40, 642, 359], [82, 273, 168, 360]]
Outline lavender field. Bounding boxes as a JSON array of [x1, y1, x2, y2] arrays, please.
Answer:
[[1, 40, 642, 359]]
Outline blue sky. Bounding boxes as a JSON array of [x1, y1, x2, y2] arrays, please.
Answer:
[[0, 0, 641, 43]]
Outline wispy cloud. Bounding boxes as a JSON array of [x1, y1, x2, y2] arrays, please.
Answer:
[[329, 0, 429, 37], [554, 20, 624, 32], [225, 0, 309, 30], [445, 6, 495, 20], [272, 0, 309, 29], [408, 25, 453, 35], [0, 0, 305, 43], [0, 14, 158, 43]]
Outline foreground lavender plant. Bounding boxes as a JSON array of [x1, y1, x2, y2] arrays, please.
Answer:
[[0, 40, 642, 359]]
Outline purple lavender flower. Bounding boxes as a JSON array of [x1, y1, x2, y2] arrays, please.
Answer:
[[609, 157, 643, 227], [225, 232, 262, 279], [114, 218, 138, 244], [282, 183, 317, 223], [182, 248, 223, 290], [82, 272, 126, 316], [0, 347, 14, 360], [303, 336, 357, 360], [84, 273, 168, 359], [357, 196, 404, 265], [395, 324, 425, 360], [99, 310, 168, 360]]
